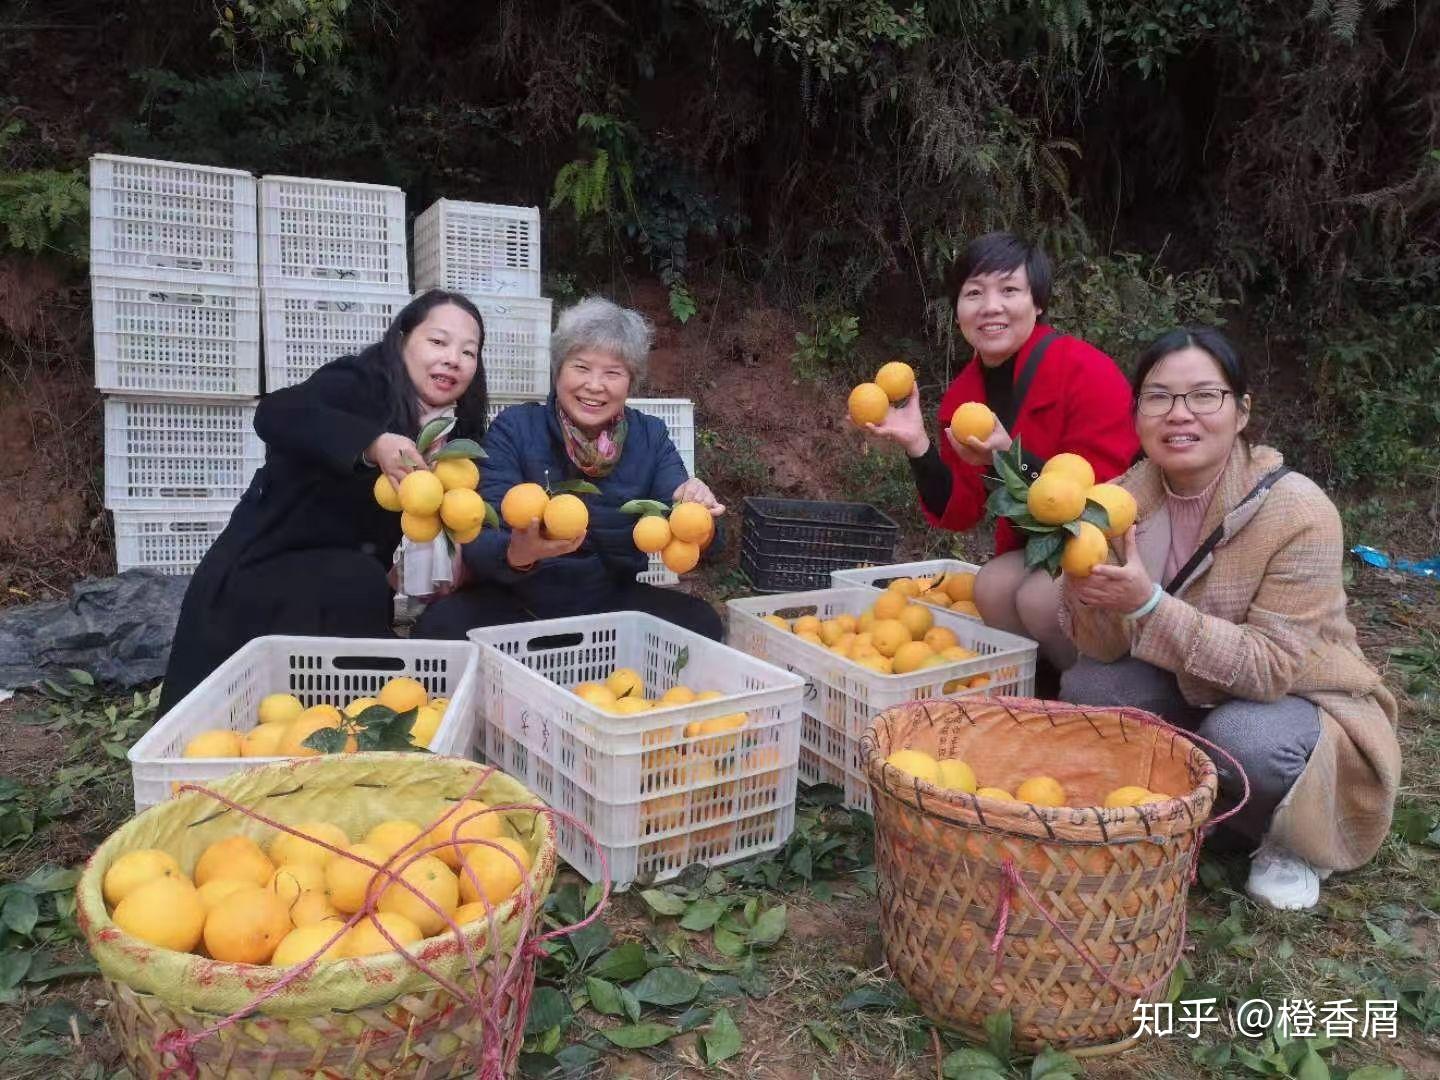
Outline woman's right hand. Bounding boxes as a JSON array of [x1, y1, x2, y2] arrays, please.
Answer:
[[506, 520, 586, 570], [367, 433, 426, 491], [857, 390, 929, 458]]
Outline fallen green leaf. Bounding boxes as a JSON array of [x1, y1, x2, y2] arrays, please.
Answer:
[[601, 1022, 677, 1048], [640, 889, 688, 917], [701, 1007, 742, 1065], [631, 966, 701, 1007]]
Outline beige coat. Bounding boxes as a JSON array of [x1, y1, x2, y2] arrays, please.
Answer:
[[1063, 443, 1401, 871]]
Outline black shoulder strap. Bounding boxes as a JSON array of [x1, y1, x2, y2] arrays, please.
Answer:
[[1001, 331, 1058, 431], [1164, 466, 1293, 595]]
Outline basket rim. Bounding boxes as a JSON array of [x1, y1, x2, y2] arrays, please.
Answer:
[[861, 696, 1219, 845], [740, 495, 901, 531]]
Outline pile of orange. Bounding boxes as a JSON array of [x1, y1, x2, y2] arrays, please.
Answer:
[[375, 457, 490, 546], [101, 806, 536, 967], [1021, 454, 1137, 577], [883, 748, 1169, 808], [848, 360, 916, 426], [630, 500, 715, 574]]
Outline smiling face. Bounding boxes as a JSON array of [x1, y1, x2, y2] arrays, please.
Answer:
[[1137, 346, 1250, 491], [955, 264, 1041, 366], [403, 302, 481, 409], [555, 348, 632, 433]]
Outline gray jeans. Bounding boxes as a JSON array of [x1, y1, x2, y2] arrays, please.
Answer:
[[1060, 656, 1321, 842]]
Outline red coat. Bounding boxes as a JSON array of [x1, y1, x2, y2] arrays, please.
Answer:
[[925, 324, 1139, 554]]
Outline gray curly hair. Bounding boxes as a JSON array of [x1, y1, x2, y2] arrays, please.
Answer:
[[550, 297, 654, 387]]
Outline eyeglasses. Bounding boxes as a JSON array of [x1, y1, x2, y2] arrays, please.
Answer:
[[1136, 388, 1233, 417]]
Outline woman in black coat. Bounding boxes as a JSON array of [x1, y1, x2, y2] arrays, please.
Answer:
[[157, 290, 488, 715]]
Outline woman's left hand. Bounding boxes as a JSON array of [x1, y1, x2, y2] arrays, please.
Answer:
[[672, 478, 725, 516], [1067, 527, 1156, 612]]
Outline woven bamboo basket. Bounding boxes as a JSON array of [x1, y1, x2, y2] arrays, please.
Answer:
[[861, 697, 1219, 1054], [77, 753, 559, 1078]]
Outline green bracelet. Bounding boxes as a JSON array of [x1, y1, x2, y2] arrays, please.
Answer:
[[1123, 584, 1164, 622]]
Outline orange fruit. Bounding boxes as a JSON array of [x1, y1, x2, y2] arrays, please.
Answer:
[[923, 626, 959, 652], [196, 878, 251, 915], [870, 619, 912, 658], [378, 677, 428, 713], [761, 614, 790, 632], [1026, 472, 1086, 525], [633, 515, 672, 553], [343, 912, 423, 958], [373, 854, 459, 936], [871, 590, 907, 621], [112, 876, 205, 953], [943, 572, 976, 603], [204, 885, 292, 964], [183, 729, 242, 758], [433, 457, 480, 492], [950, 402, 996, 442], [669, 502, 712, 544], [1060, 521, 1110, 578], [1015, 776, 1066, 807], [271, 923, 346, 966], [281, 710, 351, 757], [896, 603, 933, 641], [1041, 453, 1096, 490], [364, 820, 425, 861], [884, 749, 940, 784], [373, 473, 402, 511], [888, 577, 921, 598], [398, 470, 445, 516], [951, 599, 981, 618], [269, 821, 349, 868], [425, 800, 505, 869], [500, 483, 550, 529], [440, 488, 487, 533], [1104, 786, 1156, 809], [240, 723, 287, 757], [890, 640, 936, 675], [542, 493, 589, 540], [401, 511, 442, 543], [325, 843, 385, 913], [458, 838, 533, 906], [103, 849, 184, 908], [1086, 483, 1137, 539], [874, 361, 915, 403], [267, 862, 326, 906], [289, 890, 342, 927], [661, 539, 700, 574], [937, 759, 978, 793], [976, 787, 1015, 802], [607, 668, 644, 699], [848, 383, 890, 426], [194, 835, 274, 888]]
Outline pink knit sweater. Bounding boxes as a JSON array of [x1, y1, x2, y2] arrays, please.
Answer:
[[1163, 467, 1225, 584]]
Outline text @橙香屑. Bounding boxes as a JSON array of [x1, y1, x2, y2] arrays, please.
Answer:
[[1134, 997, 1398, 1040]]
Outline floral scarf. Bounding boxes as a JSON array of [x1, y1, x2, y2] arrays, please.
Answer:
[[557, 402, 629, 478]]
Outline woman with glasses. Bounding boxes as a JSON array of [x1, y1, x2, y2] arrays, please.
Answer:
[[1060, 327, 1400, 911], [859, 232, 1138, 673]]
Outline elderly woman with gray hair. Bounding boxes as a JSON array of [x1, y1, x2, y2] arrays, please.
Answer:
[[415, 297, 724, 640]]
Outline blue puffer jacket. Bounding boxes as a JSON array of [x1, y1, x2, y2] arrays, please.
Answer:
[[464, 394, 690, 613]]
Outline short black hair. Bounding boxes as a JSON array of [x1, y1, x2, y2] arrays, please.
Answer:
[[1131, 326, 1249, 401], [950, 232, 1053, 311]]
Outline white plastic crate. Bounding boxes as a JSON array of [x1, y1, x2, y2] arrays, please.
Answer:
[[92, 278, 260, 397], [468, 612, 804, 888], [414, 199, 542, 298], [727, 586, 1037, 812], [128, 636, 480, 810], [89, 155, 258, 288], [113, 506, 236, 575], [261, 287, 410, 391], [467, 295, 552, 396], [486, 397, 698, 586], [259, 175, 408, 292], [103, 396, 263, 510], [830, 557, 983, 590]]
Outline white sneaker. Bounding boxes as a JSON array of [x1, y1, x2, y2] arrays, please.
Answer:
[[1246, 839, 1323, 911]]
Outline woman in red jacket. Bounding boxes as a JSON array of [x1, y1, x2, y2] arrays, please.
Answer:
[[863, 233, 1138, 668]]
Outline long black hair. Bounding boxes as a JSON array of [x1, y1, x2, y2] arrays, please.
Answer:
[[368, 289, 488, 441]]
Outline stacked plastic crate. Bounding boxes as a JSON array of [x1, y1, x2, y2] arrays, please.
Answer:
[[414, 198, 697, 584], [258, 175, 410, 393], [92, 155, 265, 575]]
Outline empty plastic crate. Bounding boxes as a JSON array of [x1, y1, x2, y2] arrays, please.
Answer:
[[92, 278, 260, 398], [113, 506, 236, 575], [460, 294, 551, 397], [103, 396, 263, 510], [741, 498, 899, 592], [259, 175, 408, 291], [469, 612, 804, 888], [127, 636, 480, 810], [89, 155, 258, 288], [261, 287, 409, 391], [727, 586, 1037, 811], [414, 199, 542, 298]]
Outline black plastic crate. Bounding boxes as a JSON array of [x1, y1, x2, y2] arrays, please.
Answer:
[[740, 497, 900, 592]]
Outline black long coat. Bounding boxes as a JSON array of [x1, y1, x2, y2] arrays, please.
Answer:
[[157, 351, 403, 714]]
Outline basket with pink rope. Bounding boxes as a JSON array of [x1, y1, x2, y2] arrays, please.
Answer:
[[76, 752, 609, 1079]]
